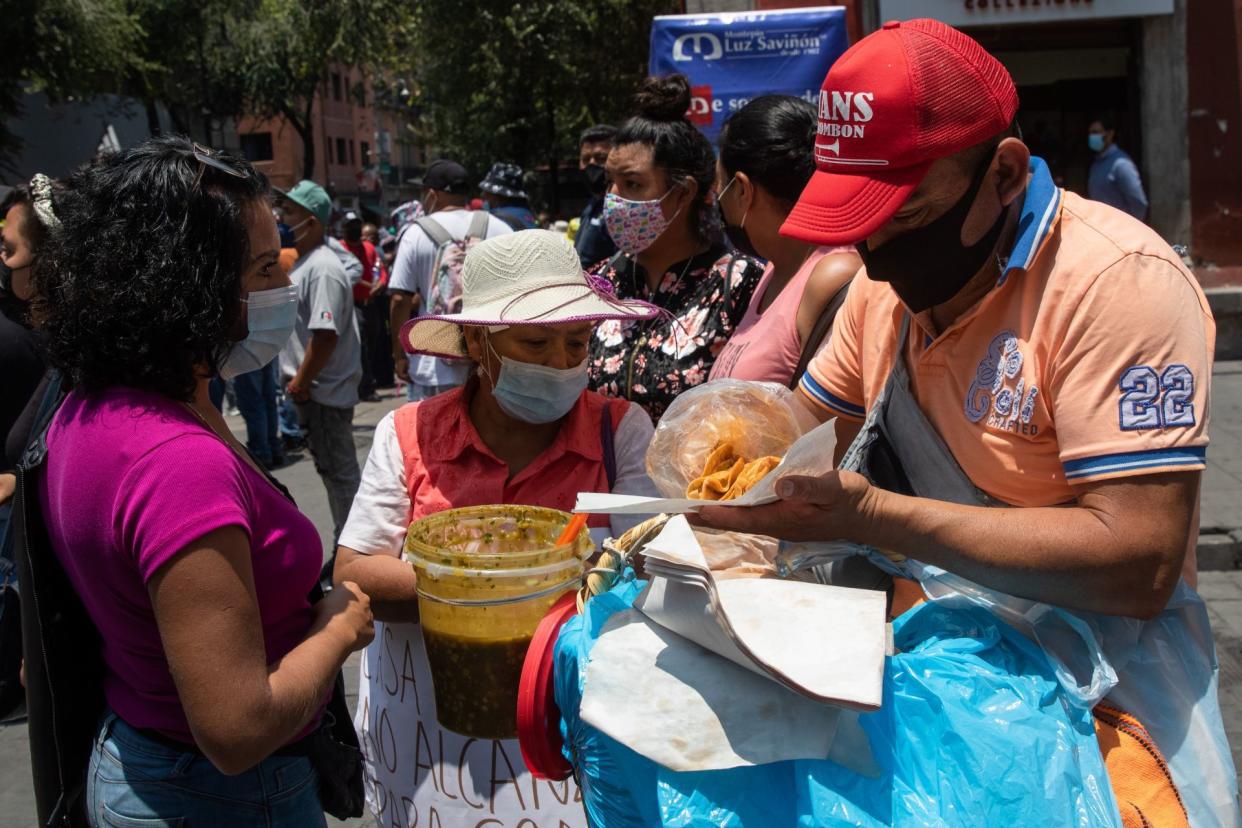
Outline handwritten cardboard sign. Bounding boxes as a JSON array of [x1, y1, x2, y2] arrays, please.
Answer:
[[355, 620, 587, 828]]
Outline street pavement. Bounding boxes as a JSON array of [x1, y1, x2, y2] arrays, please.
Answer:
[[4, 369, 1242, 826]]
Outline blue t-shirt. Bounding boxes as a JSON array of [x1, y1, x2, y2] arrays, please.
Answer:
[[1088, 144, 1148, 221], [576, 195, 617, 269]]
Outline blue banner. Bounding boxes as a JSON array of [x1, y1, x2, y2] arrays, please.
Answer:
[[649, 7, 849, 144]]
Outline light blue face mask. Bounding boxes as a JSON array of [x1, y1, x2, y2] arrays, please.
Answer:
[[219, 284, 299, 380], [489, 355, 589, 424], [1087, 133, 1105, 153]]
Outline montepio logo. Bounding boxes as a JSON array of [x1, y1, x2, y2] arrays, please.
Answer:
[[817, 90, 874, 138], [673, 33, 723, 62]]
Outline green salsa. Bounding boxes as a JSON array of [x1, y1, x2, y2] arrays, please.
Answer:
[[423, 629, 533, 739]]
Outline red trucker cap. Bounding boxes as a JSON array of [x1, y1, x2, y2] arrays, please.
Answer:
[[781, 19, 1019, 246]]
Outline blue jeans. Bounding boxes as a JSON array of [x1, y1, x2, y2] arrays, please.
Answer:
[[207, 377, 227, 411], [87, 711, 326, 828], [278, 390, 304, 440], [232, 362, 282, 464]]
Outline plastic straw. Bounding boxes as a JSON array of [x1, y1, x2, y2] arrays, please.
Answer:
[[556, 513, 589, 547]]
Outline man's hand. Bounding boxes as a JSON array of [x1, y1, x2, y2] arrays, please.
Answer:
[[286, 378, 311, 403], [697, 470, 876, 542], [389, 290, 416, 385], [0, 473, 14, 506]]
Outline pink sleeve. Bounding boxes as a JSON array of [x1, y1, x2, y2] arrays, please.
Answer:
[[113, 434, 253, 583]]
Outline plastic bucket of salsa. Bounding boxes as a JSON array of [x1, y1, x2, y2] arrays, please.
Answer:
[[404, 505, 591, 740]]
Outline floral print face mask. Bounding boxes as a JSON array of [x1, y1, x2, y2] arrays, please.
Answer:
[[603, 188, 683, 256]]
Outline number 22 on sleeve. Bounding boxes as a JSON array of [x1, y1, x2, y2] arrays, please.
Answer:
[[1119, 364, 1196, 431]]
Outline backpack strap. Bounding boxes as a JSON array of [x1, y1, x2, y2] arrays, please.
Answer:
[[790, 278, 853, 390], [413, 215, 454, 248], [600, 404, 618, 491], [466, 210, 491, 241], [19, 370, 66, 471], [722, 253, 745, 325]]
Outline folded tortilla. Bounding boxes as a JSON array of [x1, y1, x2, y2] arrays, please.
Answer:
[[686, 441, 781, 501]]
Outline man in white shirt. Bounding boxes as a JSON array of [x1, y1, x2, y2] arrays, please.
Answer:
[[388, 159, 512, 401]]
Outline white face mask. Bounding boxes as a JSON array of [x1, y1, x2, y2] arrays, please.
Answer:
[[478, 335, 589, 424], [490, 356, 589, 423], [218, 285, 298, 380], [287, 216, 314, 244]]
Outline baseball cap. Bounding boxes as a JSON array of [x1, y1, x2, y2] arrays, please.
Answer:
[[781, 19, 1019, 246], [282, 180, 332, 227], [416, 159, 471, 195]]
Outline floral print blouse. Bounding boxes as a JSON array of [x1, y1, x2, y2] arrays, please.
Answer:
[[588, 245, 764, 420]]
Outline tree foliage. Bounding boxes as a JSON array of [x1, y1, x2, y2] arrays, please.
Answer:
[[0, 0, 140, 175], [240, 0, 417, 179], [2, 0, 676, 196], [407, 0, 679, 206], [122, 0, 254, 139]]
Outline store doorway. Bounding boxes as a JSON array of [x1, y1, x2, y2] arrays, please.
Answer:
[[965, 20, 1143, 198]]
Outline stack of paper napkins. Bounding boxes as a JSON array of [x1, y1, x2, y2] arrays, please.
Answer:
[[578, 515, 887, 773]]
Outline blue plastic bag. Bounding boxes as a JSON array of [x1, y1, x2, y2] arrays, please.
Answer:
[[555, 574, 1122, 827]]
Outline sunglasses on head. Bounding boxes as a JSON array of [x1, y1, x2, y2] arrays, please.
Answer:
[[190, 143, 245, 189]]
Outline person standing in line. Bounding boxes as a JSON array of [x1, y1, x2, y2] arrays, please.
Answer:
[[361, 222, 396, 389], [0, 176, 56, 720], [388, 160, 512, 403], [28, 137, 373, 826], [278, 180, 363, 545], [333, 230, 660, 828], [478, 162, 539, 230], [709, 96, 862, 387], [575, 124, 619, 269], [1087, 115, 1148, 221], [340, 212, 382, 402], [586, 74, 764, 420]]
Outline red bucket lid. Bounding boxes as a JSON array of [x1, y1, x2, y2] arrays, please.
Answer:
[[517, 592, 579, 780]]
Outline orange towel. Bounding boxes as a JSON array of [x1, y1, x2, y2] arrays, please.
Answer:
[[1093, 703, 1188, 827]]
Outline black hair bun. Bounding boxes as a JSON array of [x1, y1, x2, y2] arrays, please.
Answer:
[[633, 74, 692, 123]]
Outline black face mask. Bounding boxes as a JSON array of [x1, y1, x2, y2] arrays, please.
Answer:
[[716, 175, 763, 261], [583, 163, 608, 196], [718, 205, 762, 261], [0, 262, 30, 323], [856, 150, 1006, 313]]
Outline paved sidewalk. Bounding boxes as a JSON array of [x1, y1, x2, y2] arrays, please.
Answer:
[[1199, 362, 1242, 566], [3, 367, 1242, 826]]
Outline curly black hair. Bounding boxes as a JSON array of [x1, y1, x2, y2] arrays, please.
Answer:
[[615, 74, 718, 244], [33, 135, 270, 401]]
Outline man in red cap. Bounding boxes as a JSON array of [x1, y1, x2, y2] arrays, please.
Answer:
[[702, 18, 1236, 824]]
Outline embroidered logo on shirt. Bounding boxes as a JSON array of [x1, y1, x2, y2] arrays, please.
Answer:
[[1118, 364, 1196, 430], [319, 310, 333, 322], [964, 331, 1041, 436]]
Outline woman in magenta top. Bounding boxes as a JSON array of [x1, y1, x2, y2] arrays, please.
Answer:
[[32, 137, 374, 826], [709, 96, 862, 387]]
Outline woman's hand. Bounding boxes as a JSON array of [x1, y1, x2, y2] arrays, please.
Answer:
[[696, 470, 877, 543], [311, 580, 375, 653]]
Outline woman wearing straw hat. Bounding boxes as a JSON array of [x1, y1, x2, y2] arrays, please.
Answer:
[[333, 229, 661, 828]]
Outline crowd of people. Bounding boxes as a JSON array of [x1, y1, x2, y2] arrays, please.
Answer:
[[0, 15, 1230, 828]]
